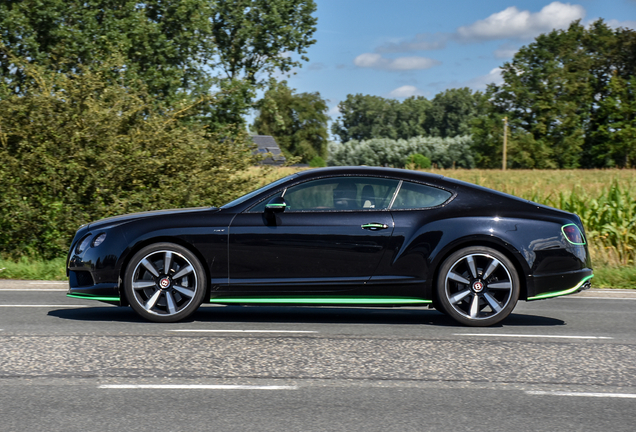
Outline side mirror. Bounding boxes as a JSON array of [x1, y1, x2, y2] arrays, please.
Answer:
[[265, 196, 287, 213]]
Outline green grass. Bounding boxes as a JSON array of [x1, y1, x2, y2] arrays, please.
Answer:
[[0, 257, 67, 280], [592, 266, 636, 289]]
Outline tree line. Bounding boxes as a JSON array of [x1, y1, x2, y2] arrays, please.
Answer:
[[328, 20, 636, 169]]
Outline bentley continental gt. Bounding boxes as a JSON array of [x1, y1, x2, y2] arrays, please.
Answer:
[[67, 166, 593, 326]]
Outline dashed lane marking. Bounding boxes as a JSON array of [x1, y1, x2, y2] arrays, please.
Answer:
[[99, 384, 298, 390], [454, 333, 613, 340], [167, 330, 318, 334], [0, 304, 88, 308], [527, 391, 636, 399]]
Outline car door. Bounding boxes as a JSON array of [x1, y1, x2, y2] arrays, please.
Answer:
[[228, 176, 400, 292]]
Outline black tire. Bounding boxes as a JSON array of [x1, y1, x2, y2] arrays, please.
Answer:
[[436, 246, 519, 327], [124, 242, 206, 323]]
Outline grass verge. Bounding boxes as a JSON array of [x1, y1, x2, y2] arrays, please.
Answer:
[[0, 257, 67, 280]]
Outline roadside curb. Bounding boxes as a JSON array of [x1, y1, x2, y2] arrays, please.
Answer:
[[0, 279, 69, 290]]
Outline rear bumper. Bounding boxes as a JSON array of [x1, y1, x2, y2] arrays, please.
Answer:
[[527, 270, 593, 301]]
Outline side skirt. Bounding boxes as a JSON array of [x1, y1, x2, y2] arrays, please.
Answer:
[[209, 296, 432, 306]]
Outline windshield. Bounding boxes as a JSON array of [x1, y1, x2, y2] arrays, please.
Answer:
[[220, 173, 298, 209]]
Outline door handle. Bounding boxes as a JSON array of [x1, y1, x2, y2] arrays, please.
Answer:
[[361, 223, 389, 230]]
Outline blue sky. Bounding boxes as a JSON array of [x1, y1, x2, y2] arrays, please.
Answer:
[[278, 0, 636, 120]]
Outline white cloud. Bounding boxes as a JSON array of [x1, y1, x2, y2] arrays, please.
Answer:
[[354, 53, 440, 71], [604, 19, 636, 30], [376, 34, 447, 53], [494, 43, 520, 59], [328, 105, 341, 117], [387, 85, 422, 98], [457, 2, 585, 41], [465, 68, 504, 90]]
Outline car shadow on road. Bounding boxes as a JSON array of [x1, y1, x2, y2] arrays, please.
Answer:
[[47, 305, 565, 327]]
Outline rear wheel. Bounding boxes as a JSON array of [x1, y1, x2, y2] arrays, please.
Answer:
[[436, 246, 519, 327], [124, 243, 206, 323]]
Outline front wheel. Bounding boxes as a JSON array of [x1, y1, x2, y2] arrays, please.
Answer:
[[124, 243, 207, 323], [436, 247, 519, 327]]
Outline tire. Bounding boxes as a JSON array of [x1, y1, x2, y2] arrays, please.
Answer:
[[124, 242, 206, 323], [436, 246, 519, 327]]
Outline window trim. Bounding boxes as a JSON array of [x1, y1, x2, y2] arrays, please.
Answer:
[[243, 174, 455, 214]]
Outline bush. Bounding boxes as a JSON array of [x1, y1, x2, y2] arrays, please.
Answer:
[[308, 156, 327, 167], [0, 58, 257, 259], [327, 136, 474, 168], [407, 153, 431, 169]]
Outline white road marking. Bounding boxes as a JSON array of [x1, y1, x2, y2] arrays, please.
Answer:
[[569, 296, 636, 300], [454, 333, 613, 340], [99, 384, 298, 390], [0, 304, 87, 308], [167, 329, 318, 334], [0, 289, 68, 291], [527, 391, 636, 399]]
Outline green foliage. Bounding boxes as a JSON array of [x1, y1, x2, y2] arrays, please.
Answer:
[[589, 75, 636, 167], [425, 88, 486, 137], [0, 0, 215, 101], [0, 57, 257, 259], [407, 153, 432, 169], [328, 136, 474, 169], [331, 94, 429, 142], [479, 20, 636, 168], [331, 90, 484, 143], [211, 0, 318, 83], [0, 0, 319, 126], [0, 257, 67, 280], [253, 80, 329, 162], [547, 183, 636, 267], [308, 156, 327, 168]]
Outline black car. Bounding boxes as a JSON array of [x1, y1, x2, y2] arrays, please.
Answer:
[[67, 167, 593, 326]]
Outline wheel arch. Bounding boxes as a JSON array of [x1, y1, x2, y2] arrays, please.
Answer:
[[118, 236, 212, 307], [430, 237, 529, 304]]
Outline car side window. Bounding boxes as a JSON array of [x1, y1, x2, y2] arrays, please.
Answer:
[[248, 177, 400, 212], [391, 181, 452, 209]]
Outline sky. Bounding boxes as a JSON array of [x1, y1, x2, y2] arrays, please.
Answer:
[[278, 0, 636, 120]]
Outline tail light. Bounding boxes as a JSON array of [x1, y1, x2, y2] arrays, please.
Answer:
[[562, 224, 585, 245]]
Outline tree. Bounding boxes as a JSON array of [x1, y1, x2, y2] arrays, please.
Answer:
[[0, 0, 214, 100], [425, 88, 485, 138], [0, 0, 319, 125], [253, 80, 329, 162], [478, 20, 636, 168], [331, 90, 485, 143], [210, 0, 318, 84], [331, 94, 431, 142], [589, 74, 636, 167]]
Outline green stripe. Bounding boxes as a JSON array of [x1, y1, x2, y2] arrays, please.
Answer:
[[527, 275, 594, 301], [67, 293, 120, 302], [210, 296, 432, 305]]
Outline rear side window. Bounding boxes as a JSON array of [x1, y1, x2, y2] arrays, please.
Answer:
[[391, 181, 451, 209]]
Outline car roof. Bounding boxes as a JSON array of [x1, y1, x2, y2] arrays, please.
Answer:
[[293, 166, 445, 182]]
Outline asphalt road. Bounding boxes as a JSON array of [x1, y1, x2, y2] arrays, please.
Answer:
[[1, 281, 635, 432]]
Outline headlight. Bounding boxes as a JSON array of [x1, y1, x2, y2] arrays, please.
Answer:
[[75, 235, 92, 254], [92, 233, 107, 248]]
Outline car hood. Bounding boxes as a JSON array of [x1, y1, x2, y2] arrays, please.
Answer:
[[87, 207, 218, 231]]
